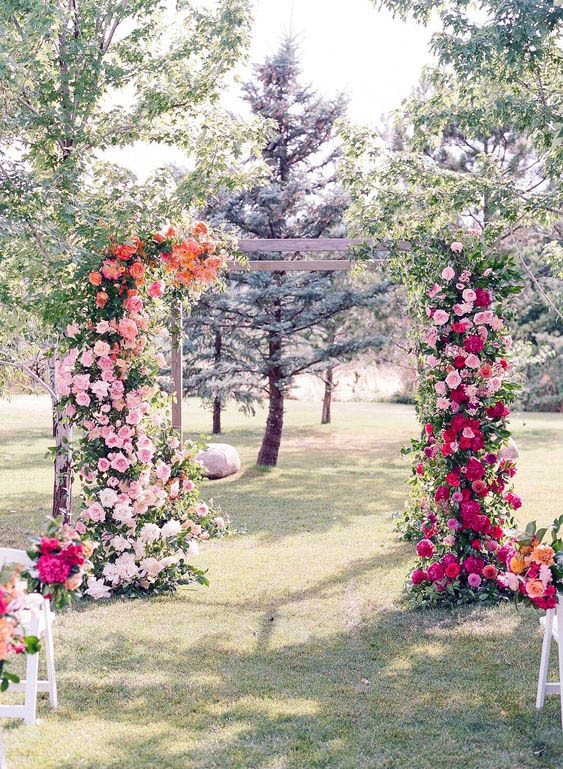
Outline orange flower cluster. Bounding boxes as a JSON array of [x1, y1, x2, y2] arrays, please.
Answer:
[[86, 224, 225, 310]]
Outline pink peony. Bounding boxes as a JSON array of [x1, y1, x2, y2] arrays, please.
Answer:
[[37, 554, 72, 584], [416, 539, 435, 559]]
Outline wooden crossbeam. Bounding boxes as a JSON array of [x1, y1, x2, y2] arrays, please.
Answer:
[[227, 259, 383, 272], [237, 237, 411, 253]]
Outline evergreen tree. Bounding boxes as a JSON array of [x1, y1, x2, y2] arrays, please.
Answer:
[[184, 39, 389, 461]]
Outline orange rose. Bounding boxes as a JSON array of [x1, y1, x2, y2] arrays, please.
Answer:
[[89, 271, 102, 286], [509, 554, 526, 574], [531, 544, 555, 567], [525, 580, 545, 599], [165, 226, 176, 238], [193, 221, 208, 236], [129, 261, 145, 280], [96, 291, 108, 309], [115, 244, 137, 261]]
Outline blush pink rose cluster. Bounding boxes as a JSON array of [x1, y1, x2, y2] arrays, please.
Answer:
[[57, 226, 230, 598]]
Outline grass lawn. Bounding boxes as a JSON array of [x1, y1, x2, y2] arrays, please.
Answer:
[[0, 394, 562, 769]]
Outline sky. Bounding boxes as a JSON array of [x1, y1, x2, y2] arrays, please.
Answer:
[[104, 0, 437, 177], [247, 0, 437, 122]]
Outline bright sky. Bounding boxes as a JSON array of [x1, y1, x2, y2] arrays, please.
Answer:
[[105, 0, 437, 177], [247, 0, 436, 122]]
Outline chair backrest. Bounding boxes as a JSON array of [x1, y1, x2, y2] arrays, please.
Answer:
[[0, 548, 32, 570]]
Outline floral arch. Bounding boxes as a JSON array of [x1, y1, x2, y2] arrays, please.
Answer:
[[47, 225, 559, 610]]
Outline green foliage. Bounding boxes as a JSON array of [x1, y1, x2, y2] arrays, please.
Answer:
[[0, 0, 263, 331]]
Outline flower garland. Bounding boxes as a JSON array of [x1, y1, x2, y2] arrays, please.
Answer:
[[57, 224, 229, 598], [403, 235, 523, 605], [0, 566, 40, 690]]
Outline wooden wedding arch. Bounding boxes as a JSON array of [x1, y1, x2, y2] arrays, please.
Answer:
[[170, 237, 411, 433]]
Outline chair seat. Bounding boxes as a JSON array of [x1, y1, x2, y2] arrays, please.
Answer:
[[540, 615, 559, 644]]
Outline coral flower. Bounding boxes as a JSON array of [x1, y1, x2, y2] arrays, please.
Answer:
[[531, 544, 555, 567], [129, 261, 145, 280], [96, 291, 108, 308], [525, 580, 545, 599], [89, 271, 102, 286]]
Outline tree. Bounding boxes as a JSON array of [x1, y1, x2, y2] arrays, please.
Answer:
[[342, 64, 562, 408], [0, 0, 262, 513], [184, 39, 389, 462]]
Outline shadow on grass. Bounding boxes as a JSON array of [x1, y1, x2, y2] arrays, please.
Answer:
[[30, 602, 563, 769]]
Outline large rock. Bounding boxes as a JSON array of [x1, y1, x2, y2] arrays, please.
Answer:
[[499, 437, 519, 461], [196, 443, 241, 480]]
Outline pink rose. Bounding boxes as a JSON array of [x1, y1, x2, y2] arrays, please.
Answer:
[[148, 280, 165, 298], [110, 453, 131, 473], [75, 391, 91, 407], [95, 320, 110, 333], [465, 353, 480, 369], [433, 309, 449, 326], [434, 381, 447, 395], [126, 409, 142, 425], [80, 350, 94, 367], [118, 318, 138, 341], [450, 242, 463, 253], [85, 502, 106, 522], [462, 288, 476, 302], [97, 458, 111, 472], [93, 340, 111, 357], [467, 573, 481, 588], [441, 266, 456, 281], [66, 323, 79, 338], [445, 370, 462, 389]]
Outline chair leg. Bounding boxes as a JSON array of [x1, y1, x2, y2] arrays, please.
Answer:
[[23, 643, 39, 725], [536, 609, 554, 710], [557, 602, 563, 729], [0, 728, 7, 769], [43, 608, 57, 710]]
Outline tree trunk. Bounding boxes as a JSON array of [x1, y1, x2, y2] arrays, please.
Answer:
[[257, 370, 284, 467], [321, 366, 334, 424], [212, 330, 222, 434], [212, 396, 222, 434], [257, 305, 284, 466], [52, 408, 73, 522], [49, 356, 73, 522]]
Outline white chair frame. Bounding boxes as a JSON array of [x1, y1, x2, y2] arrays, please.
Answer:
[[0, 548, 57, 726], [536, 593, 563, 728]]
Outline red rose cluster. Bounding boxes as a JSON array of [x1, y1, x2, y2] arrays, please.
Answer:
[[404, 246, 523, 605]]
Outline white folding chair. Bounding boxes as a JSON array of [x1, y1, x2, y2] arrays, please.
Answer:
[[0, 548, 57, 725], [536, 593, 563, 728]]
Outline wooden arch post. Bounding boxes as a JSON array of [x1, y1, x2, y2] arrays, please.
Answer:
[[168, 237, 411, 434]]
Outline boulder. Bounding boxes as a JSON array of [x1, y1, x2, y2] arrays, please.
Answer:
[[499, 437, 519, 461], [196, 443, 241, 480]]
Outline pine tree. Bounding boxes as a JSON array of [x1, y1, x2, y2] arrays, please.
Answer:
[[184, 38, 389, 462]]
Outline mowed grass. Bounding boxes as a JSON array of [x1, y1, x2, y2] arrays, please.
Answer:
[[0, 394, 562, 769]]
